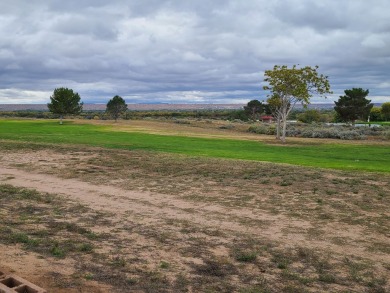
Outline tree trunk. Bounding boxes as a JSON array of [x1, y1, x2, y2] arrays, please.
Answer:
[[281, 117, 287, 143], [60, 115, 63, 125], [276, 115, 281, 140], [280, 103, 293, 143]]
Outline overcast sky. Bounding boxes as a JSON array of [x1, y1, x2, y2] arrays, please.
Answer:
[[0, 0, 389, 104]]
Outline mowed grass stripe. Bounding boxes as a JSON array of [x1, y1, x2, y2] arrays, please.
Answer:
[[1, 120, 389, 172]]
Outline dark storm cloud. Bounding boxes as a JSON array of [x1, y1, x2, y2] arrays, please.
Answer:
[[0, 0, 389, 104]]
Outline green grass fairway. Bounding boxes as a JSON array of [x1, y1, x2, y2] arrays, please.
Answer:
[[1, 120, 389, 172]]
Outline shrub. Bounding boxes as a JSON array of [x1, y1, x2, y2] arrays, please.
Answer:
[[285, 126, 302, 137], [219, 124, 235, 130], [300, 127, 365, 140], [382, 130, 390, 140], [249, 123, 386, 140], [78, 243, 94, 253], [248, 124, 276, 135], [51, 243, 66, 257], [234, 250, 257, 262], [248, 125, 267, 134], [173, 119, 191, 124]]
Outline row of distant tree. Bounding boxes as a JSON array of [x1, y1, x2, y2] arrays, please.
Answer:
[[47, 64, 388, 144], [47, 88, 127, 124], [48, 86, 389, 127], [245, 88, 389, 124], [369, 103, 390, 122]]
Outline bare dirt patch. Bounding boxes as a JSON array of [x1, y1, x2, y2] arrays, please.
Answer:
[[0, 140, 389, 292]]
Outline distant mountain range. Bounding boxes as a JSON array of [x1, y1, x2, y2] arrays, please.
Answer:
[[0, 103, 384, 111]]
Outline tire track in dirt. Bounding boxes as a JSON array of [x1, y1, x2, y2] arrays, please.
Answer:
[[1, 165, 388, 263], [0, 166, 294, 237]]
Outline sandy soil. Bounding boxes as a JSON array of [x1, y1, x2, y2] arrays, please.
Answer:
[[1, 163, 387, 262], [0, 147, 389, 292]]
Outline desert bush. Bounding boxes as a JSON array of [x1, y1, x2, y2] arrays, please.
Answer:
[[219, 124, 235, 129], [233, 250, 257, 262], [248, 124, 276, 135], [248, 125, 267, 134], [301, 127, 365, 140], [285, 126, 302, 137], [173, 119, 191, 124], [382, 130, 390, 140], [249, 123, 387, 140]]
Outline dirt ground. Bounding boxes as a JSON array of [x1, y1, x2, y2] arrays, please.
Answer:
[[0, 139, 389, 292]]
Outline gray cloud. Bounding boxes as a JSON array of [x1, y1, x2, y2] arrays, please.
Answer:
[[0, 0, 389, 104], [274, 1, 347, 32]]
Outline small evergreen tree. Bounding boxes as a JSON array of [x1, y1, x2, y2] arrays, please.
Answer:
[[334, 88, 373, 124], [106, 95, 128, 121], [244, 100, 263, 120], [47, 88, 83, 124]]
